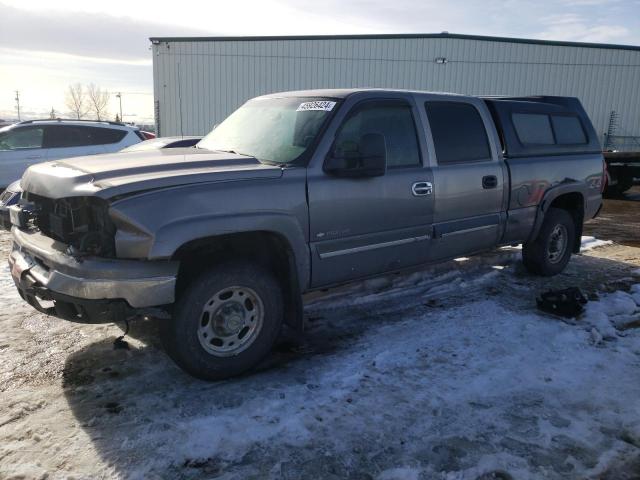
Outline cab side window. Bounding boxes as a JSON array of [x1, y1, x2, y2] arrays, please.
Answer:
[[0, 127, 44, 150], [333, 101, 421, 168], [425, 102, 491, 164]]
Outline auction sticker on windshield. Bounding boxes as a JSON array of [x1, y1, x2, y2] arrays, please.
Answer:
[[296, 101, 337, 112]]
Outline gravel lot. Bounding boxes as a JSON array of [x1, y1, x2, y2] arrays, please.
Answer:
[[584, 186, 640, 248], [1, 194, 640, 479]]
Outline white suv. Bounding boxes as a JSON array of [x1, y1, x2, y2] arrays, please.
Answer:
[[0, 119, 144, 188]]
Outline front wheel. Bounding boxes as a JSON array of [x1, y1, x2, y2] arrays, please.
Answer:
[[522, 208, 576, 277], [162, 262, 283, 380]]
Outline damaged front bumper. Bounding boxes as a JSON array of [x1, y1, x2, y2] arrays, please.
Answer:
[[9, 227, 178, 323]]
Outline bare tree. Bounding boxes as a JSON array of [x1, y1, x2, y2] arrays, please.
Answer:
[[87, 83, 110, 121], [65, 83, 89, 120]]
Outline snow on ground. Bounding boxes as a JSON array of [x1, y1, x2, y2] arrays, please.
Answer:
[[501, 236, 612, 253], [581, 236, 614, 251], [0, 234, 640, 479]]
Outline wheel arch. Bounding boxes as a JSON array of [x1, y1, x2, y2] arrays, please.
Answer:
[[528, 182, 587, 253], [171, 229, 306, 331]]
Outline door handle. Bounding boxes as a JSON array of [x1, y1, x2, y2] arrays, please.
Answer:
[[26, 155, 43, 160], [412, 181, 433, 196], [482, 175, 498, 189]]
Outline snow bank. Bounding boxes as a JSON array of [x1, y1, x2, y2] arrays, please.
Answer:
[[581, 236, 613, 251], [582, 289, 640, 338]]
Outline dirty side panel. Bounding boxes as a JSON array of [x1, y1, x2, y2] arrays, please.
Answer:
[[502, 153, 604, 243]]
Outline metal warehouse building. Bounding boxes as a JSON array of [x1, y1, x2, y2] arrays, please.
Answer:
[[150, 33, 640, 149]]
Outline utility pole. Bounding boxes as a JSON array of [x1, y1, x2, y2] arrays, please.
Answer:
[[14, 90, 21, 121], [116, 92, 123, 122]]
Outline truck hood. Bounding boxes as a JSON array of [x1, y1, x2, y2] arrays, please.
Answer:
[[20, 148, 283, 199]]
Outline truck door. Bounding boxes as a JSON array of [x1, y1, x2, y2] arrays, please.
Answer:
[[422, 99, 505, 260], [307, 98, 434, 287]]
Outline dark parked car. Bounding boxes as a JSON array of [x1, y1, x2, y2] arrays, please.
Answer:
[[9, 89, 604, 380]]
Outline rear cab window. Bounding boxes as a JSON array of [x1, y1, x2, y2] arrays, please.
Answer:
[[425, 102, 491, 164]]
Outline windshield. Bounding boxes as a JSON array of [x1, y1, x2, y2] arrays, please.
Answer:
[[197, 97, 339, 164]]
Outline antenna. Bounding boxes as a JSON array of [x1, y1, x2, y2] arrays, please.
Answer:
[[14, 90, 21, 121]]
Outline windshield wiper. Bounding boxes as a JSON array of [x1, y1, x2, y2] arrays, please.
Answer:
[[210, 149, 282, 167], [257, 159, 282, 167], [215, 149, 252, 157]]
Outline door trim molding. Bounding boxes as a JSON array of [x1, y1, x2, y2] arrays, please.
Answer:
[[433, 213, 501, 239], [441, 224, 496, 238], [318, 234, 430, 259]]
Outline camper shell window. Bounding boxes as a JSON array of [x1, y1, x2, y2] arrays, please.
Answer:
[[483, 96, 600, 158]]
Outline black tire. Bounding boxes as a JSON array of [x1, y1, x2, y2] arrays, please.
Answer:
[[162, 262, 283, 380], [522, 207, 576, 277]]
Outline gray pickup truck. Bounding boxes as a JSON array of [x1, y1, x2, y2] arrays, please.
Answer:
[[9, 89, 604, 379]]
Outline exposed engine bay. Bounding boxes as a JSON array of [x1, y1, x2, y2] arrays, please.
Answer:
[[17, 192, 116, 257]]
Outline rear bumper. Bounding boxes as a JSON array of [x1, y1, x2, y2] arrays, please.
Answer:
[[9, 227, 178, 322]]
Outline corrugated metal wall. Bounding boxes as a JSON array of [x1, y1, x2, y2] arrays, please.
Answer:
[[152, 36, 640, 144]]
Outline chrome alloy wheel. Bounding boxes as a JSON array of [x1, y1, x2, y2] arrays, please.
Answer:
[[197, 286, 264, 357], [547, 224, 568, 264]]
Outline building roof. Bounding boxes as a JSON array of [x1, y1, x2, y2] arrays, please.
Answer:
[[149, 32, 640, 52], [257, 88, 468, 99]]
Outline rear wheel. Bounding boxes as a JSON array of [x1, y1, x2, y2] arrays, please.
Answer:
[[162, 262, 283, 380], [522, 207, 576, 276]]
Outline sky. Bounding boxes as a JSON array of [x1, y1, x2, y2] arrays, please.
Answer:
[[1, 0, 639, 124]]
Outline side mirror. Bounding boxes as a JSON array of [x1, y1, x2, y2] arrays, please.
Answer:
[[325, 133, 387, 178]]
